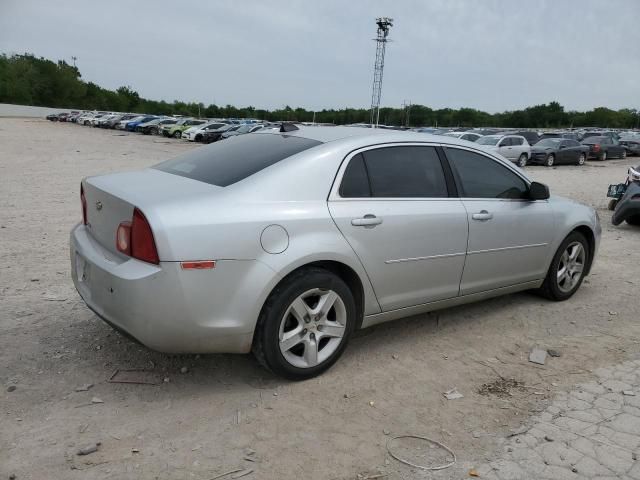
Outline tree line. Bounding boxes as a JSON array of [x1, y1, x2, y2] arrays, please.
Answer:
[[1, 53, 638, 129]]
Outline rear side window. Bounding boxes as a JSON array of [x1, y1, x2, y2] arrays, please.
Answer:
[[154, 134, 321, 187], [340, 146, 448, 198], [511, 137, 524, 146], [340, 154, 371, 197], [445, 148, 529, 199]]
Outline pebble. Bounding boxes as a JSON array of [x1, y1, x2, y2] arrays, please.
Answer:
[[91, 397, 104, 404], [75, 384, 93, 392], [77, 443, 100, 456], [180, 367, 188, 374], [544, 435, 554, 442], [7, 385, 16, 392], [392, 354, 398, 360], [547, 349, 561, 358], [273, 392, 278, 396], [383, 429, 390, 435], [163, 377, 170, 383]]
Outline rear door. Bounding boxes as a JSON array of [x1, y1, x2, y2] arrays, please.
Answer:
[[328, 145, 468, 311], [497, 137, 514, 160], [443, 147, 555, 295]]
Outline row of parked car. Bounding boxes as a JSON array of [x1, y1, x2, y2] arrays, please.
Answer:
[[46, 110, 279, 144], [412, 127, 640, 167], [46, 111, 640, 167]]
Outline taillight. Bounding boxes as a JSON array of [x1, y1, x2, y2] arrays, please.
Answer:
[[115, 208, 159, 264], [81, 184, 87, 225], [593, 144, 601, 151]]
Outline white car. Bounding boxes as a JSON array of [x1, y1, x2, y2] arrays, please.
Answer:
[[477, 135, 531, 167], [442, 131, 483, 142], [182, 122, 229, 142]]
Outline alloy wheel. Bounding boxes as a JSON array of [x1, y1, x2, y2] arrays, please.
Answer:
[[546, 155, 554, 167], [557, 242, 585, 293], [578, 154, 585, 165], [278, 288, 346, 368]]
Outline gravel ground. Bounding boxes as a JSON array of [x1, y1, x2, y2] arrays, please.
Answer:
[[1, 118, 639, 479]]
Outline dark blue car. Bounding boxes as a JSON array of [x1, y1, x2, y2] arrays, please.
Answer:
[[125, 116, 157, 132]]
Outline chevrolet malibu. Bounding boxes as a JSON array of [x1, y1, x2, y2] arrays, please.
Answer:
[[71, 126, 601, 379]]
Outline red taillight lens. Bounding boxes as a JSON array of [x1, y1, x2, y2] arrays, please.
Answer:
[[593, 144, 601, 151], [81, 184, 87, 225], [131, 208, 159, 264], [115, 208, 159, 264]]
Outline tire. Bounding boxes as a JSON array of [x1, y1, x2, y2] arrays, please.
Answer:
[[626, 215, 640, 226], [538, 231, 589, 301], [252, 267, 356, 380], [545, 154, 555, 167], [195, 134, 202, 142], [517, 154, 528, 167], [621, 150, 627, 159], [173, 131, 182, 138], [578, 153, 586, 165], [599, 151, 607, 161], [608, 199, 618, 211]]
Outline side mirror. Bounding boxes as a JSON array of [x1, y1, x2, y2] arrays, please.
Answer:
[[529, 181, 550, 200]]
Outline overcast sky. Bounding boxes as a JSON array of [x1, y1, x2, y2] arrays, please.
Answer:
[[2, 0, 639, 113]]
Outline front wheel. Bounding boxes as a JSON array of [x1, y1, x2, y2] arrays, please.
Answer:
[[545, 154, 555, 167], [626, 215, 640, 226], [621, 150, 627, 159], [608, 199, 618, 211], [252, 268, 356, 380], [538, 232, 589, 301], [173, 130, 182, 138], [599, 151, 607, 161], [577, 153, 586, 165], [517, 154, 528, 167]]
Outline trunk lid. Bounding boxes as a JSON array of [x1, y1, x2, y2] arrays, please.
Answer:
[[82, 169, 220, 258]]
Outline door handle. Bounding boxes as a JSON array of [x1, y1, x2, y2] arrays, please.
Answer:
[[472, 210, 493, 221], [351, 214, 382, 228]]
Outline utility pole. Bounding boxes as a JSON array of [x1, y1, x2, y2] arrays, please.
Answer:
[[402, 99, 412, 127], [71, 56, 77, 68], [369, 17, 393, 128]]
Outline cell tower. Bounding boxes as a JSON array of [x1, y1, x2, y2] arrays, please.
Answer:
[[369, 17, 393, 127]]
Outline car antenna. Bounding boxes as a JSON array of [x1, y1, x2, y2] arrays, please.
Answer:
[[280, 122, 299, 133]]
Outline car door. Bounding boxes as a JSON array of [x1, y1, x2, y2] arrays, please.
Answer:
[[564, 140, 581, 163], [557, 140, 571, 164], [497, 137, 514, 160], [328, 145, 469, 312], [443, 147, 556, 295], [610, 138, 624, 157], [511, 136, 527, 159]]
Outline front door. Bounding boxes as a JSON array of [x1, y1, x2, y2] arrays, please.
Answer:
[[329, 145, 469, 311], [443, 146, 556, 295]]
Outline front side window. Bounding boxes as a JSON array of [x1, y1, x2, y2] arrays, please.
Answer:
[[498, 138, 512, 147], [445, 148, 529, 200], [511, 137, 524, 146], [339, 146, 448, 198]]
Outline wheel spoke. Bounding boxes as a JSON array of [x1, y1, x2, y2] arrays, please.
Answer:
[[318, 322, 345, 339], [303, 336, 318, 366], [314, 290, 338, 317], [280, 326, 304, 352], [568, 244, 582, 262], [289, 297, 311, 323], [557, 265, 567, 281]]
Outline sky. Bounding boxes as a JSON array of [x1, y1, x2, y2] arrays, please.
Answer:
[[1, 0, 639, 113]]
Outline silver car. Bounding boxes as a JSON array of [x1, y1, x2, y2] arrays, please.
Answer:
[[71, 126, 600, 379], [477, 134, 531, 167]]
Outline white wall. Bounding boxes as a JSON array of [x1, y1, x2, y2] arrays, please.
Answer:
[[0, 103, 81, 117]]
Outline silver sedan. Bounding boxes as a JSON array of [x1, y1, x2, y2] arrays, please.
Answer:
[[70, 126, 601, 379]]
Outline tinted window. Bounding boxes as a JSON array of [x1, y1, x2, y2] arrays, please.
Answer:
[[498, 138, 512, 147], [565, 140, 580, 147], [362, 146, 448, 198], [445, 148, 529, 199], [511, 137, 524, 146], [340, 154, 370, 197], [155, 134, 321, 187]]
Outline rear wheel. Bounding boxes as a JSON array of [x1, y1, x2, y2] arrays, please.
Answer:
[[538, 232, 589, 301], [173, 130, 182, 138], [577, 153, 586, 165], [608, 199, 618, 211], [517, 154, 528, 167], [621, 149, 627, 159], [252, 267, 356, 380], [599, 151, 607, 161], [545, 154, 555, 167]]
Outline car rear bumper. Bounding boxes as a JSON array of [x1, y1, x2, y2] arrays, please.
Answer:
[[70, 223, 274, 354]]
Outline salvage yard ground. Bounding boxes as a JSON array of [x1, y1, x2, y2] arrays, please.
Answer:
[[1, 118, 640, 479]]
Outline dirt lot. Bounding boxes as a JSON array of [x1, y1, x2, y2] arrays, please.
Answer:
[[1, 118, 639, 479]]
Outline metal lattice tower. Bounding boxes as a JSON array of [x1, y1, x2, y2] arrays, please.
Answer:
[[369, 17, 393, 127]]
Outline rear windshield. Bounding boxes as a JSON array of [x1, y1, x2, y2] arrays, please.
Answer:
[[582, 137, 605, 144], [154, 133, 322, 187]]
